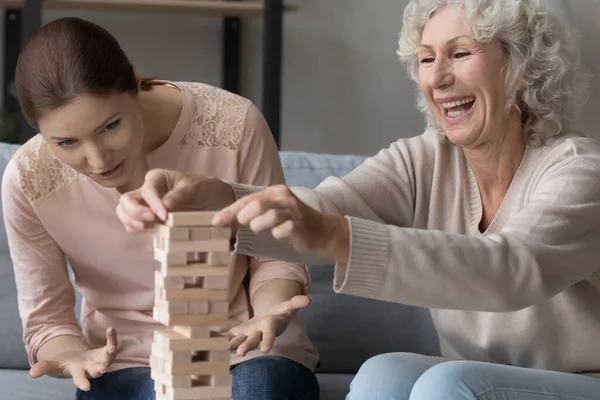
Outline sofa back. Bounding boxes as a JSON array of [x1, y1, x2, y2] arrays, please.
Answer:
[[0, 144, 440, 372], [280, 151, 440, 373]]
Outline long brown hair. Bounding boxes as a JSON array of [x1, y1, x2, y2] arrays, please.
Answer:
[[15, 17, 156, 129]]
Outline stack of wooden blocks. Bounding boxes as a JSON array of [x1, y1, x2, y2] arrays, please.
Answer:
[[151, 211, 233, 400]]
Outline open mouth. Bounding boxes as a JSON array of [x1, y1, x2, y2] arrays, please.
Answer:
[[443, 96, 475, 118]]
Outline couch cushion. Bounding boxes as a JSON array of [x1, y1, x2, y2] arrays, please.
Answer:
[[0, 369, 75, 400], [317, 373, 354, 400], [0, 251, 30, 369], [280, 151, 441, 374], [0, 142, 21, 252]]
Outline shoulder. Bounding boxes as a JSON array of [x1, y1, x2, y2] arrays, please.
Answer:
[[175, 81, 254, 153], [2, 135, 78, 204], [533, 131, 600, 177]]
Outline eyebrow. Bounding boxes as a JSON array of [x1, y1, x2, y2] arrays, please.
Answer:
[[48, 111, 121, 141], [418, 35, 471, 50]]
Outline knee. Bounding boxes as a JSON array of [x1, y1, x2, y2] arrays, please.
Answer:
[[232, 356, 318, 400], [410, 361, 478, 400], [347, 353, 436, 400]]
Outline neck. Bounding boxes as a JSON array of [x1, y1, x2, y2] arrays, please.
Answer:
[[463, 111, 526, 198], [139, 84, 183, 154]]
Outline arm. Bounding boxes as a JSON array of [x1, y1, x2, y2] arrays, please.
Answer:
[[335, 156, 600, 311], [237, 104, 311, 312], [1, 160, 87, 367], [232, 137, 424, 264]]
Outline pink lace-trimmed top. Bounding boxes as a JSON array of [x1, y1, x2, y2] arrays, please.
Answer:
[[1, 81, 319, 372]]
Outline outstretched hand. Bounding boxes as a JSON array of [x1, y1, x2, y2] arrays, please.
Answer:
[[223, 295, 311, 356], [213, 184, 350, 263], [29, 327, 118, 392]]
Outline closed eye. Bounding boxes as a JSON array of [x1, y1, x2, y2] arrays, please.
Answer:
[[104, 119, 121, 131]]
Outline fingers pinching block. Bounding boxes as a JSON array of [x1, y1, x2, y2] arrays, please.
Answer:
[[151, 211, 233, 400]]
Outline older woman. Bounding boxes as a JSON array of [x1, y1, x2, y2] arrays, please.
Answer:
[[117, 0, 600, 398]]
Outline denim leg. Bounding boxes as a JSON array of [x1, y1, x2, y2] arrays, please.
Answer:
[[346, 352, 447, 400], [409, 360, 600, 400], [231, 355, 320, 400], [76, 367, 154, 400]]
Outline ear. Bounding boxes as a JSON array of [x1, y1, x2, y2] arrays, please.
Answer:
[[132, 63, 142, 90]]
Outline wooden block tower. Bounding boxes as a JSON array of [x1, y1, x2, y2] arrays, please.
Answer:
[[151, 211, 232, 400]]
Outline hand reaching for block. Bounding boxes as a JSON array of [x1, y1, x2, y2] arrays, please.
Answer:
[[223, 295, 311, 357], [28, 327, 118, 392]]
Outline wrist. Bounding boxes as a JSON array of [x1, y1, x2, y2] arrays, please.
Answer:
[[324, 214, 350, 263]]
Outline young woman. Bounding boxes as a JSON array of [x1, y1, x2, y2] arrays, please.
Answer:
[[2, 17, 319, 400]]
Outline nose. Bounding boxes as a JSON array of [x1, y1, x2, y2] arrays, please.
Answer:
[[84, 142, 111, 172], [430, 58, 454, 89]]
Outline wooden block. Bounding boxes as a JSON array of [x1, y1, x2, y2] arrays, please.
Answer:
[[160, 263, 230, 278], [156, 329, 229, 350], [164, 382, 231, 399], [150, 353, 165, 373], [189, 227, 211, 240], [209, 350, 230, 362], [188, 300, 209, 314], [163, 288, 228, 302], [187, 252, 207, 263], [154, 224, 190, 240], [172, 325, 212, 339], [153, 308, 228, 326], [151, 347, 192, 364], [154, 248, 188, 265], [161, 239, 230, 253], [204, 276, 228, 289], [166, 211, 218, 227], [210, 227, 231, 239], [151, 369, 193, 388], [155, 299, 189, 314], [210, 301, 229, 313], [155, 271, 186, 289], [207, 252, 231, 266], [162, 360, 230, 376], [211, 374, 233, 387]]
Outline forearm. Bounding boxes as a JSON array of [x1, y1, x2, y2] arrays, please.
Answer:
[[250, 279, 303, 317]]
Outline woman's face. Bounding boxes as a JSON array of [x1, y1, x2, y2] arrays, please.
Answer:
[[417, 5, 509, 148], [38, 91, 145, 189]]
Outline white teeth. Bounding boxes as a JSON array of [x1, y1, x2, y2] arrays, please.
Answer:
[[442, 97, 475, 109], [448, 109, 468, 118]]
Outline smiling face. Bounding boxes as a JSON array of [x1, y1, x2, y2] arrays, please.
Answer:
[[38, 92, 145, 188], [417, 5, 509, 148]]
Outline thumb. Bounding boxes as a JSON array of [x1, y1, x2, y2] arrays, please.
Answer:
[[29, 360, 60, 378], [272, 295, 312, 317]]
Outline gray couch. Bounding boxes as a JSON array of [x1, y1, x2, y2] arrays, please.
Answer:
[[0, 142, 441, 399]]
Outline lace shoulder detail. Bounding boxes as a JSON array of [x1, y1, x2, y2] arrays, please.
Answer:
[[11, 135, 79, 203], [178, 82, 252, 152]]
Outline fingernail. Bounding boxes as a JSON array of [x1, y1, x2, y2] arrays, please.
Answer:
[[212, 214, 222, 226], [108, 347, 116, 354]]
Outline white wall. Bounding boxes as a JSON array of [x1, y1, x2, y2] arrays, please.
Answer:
[[0, 0, 598, 156]]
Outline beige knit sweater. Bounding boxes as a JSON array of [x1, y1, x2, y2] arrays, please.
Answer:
[[231, 128, 600, 375]]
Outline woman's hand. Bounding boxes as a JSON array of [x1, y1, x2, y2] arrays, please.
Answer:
[[214, 184, 350, 263], [224, 295, 310, 356], [28, 327, 118, 392], [116, 169, 235, 233]]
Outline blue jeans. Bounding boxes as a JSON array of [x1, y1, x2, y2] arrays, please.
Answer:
[[76, 356, 319, 400], [347, 352, 600, 400]]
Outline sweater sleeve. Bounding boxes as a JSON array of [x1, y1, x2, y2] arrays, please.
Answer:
[[336, 156, 600, 311], [237, 104, 310, 298], [1, 159, 85, 365]]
